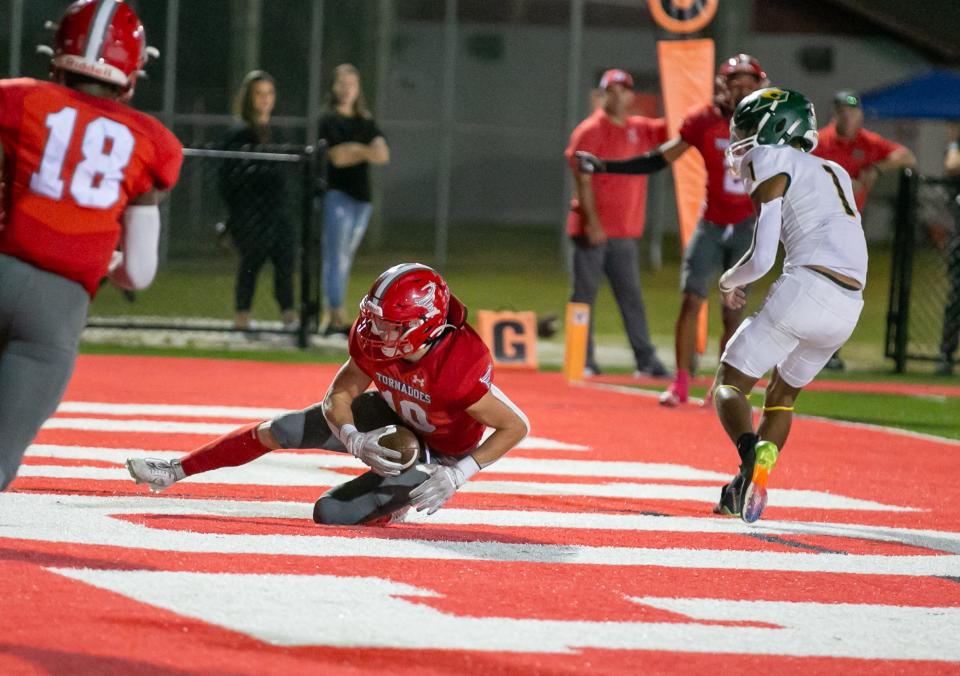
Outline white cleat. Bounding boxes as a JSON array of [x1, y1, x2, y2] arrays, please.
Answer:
[[126, 457, 184, 493]]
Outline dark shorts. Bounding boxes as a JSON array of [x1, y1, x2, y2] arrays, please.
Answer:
[[680, 216, 755, 298]]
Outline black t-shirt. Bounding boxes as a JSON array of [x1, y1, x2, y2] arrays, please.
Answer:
[[318, 111, 384, 202], [218, 124, 290, 219]]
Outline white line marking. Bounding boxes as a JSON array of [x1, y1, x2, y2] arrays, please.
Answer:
[[13, 463, 910, 511], [56, 402, 289, 419], [43, 416, 587, 451], [27, 444, 727, 481], [1, 493, 951, 576], [47, 569, 960, 659]]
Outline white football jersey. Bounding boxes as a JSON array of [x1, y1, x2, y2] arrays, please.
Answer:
[[741, 144, 868, 287]]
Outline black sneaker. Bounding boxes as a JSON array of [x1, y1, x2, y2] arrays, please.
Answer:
[[713, 473, 744, 516]]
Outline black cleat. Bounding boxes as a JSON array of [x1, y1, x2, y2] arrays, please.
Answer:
[[713, 473, 744, 516]]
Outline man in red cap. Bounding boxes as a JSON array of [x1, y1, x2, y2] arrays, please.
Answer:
[[564, 68, 669, 377], [813, 90, 914, 370], [815, 91, 915, 214], [577, 54, 767, 405]]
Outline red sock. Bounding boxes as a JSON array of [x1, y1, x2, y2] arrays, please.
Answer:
[[674, 369, 690, 398], [180, 422, 270, 477]]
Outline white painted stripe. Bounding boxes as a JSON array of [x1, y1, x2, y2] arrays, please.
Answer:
[[0, 493, 954, 576], [47, 569, 960, 659], [57, 402, 289, 419], [42, 417, 587, 450], [8, 487, 954, 550], [13, 463, 912, 511], [44, 418, 238, 434], [26, 444, 727, 480], [83, 0, 117, 61]]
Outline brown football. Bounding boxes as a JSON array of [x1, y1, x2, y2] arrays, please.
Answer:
[[378, 425, 422, 470]]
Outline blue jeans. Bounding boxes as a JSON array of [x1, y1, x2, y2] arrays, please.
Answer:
[[321, 189, 373, 310]]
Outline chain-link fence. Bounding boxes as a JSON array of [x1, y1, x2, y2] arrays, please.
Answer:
[[886, 170, 960, 373], [87, 144, 323, 347]]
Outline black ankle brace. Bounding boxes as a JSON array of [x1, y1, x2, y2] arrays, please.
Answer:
[[736, 432, 758, 466]]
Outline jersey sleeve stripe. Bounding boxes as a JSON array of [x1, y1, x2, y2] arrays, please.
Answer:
[[489, 384, 530, 437]]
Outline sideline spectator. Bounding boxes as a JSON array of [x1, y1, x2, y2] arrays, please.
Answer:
[[319, 64, 390, 336], [220, 70, 297, 331], [814, 90, 916, 370], [577, 55, 767, 401], [564, 69, 669, 377], [939, 123, 960, 375]]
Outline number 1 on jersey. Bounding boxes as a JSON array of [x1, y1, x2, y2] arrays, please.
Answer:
[[30, 106, 135, 209], [821, 164, 858, 218]]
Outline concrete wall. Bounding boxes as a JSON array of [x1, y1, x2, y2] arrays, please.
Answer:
[[375, 19, 943, 241]]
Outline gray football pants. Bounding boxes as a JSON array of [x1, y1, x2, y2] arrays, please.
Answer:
[[570, 237, 656, 370], [0, 254, 89, 491], [269, 391, 430, 525]]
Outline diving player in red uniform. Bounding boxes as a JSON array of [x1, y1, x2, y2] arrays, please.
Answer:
[[0, 0, 182, 491], [128, 263, 530, 524]]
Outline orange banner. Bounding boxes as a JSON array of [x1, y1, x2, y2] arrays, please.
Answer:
[[658, 38, 715, 354]]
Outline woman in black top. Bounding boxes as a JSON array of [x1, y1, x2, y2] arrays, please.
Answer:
[[220, 70, 297, 331], [318, 64, 390, 335]]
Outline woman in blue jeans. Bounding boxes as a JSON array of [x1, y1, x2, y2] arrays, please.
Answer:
[[319, 64, 390, 335]]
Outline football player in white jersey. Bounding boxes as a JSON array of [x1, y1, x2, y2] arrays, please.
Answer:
[[710, 88, 867, 523]]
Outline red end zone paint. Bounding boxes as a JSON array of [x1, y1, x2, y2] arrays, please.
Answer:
[[2, 355, 959, 673]]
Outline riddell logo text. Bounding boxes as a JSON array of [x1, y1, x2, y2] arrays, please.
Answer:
[[376, 373, 431, 403]]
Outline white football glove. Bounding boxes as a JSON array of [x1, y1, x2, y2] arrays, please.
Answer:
[[409, 462, 467, 515], [344, 424, 404, 477]]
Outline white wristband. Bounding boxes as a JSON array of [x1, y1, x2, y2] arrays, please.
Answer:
[[338, 423, 358, 447], [456, 455, 481, 481]]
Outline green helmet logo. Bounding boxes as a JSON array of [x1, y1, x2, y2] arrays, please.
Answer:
[[725, 87, 819, 176]]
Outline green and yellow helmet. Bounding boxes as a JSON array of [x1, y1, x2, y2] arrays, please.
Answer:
[[726, 87, 819, 176]]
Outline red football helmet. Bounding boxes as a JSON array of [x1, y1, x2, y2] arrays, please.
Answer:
[[355, 263, 459, 361], [715, 53, 769, 114], [51, 0, 147, 99]]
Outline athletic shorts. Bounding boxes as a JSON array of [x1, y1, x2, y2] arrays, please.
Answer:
[[720, 266, 864, 388], [681, 216, 755, 298]]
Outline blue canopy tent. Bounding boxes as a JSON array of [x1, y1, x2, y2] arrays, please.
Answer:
[[860, 69, 960, 119]]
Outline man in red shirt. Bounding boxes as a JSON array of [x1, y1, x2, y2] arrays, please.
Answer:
[[0, 0, 182, 491], [565, 69, 669, 377], [815, 91, 915, 213], [127, 263, 530, 525], [814, 90, 915, 370], [578, 55, 767, 405]]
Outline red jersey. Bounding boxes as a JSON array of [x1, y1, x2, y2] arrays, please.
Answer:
[[565, 109, 667, 239], [349, 321, 494, 457], [0, 78, 182, 296], [678, 104, 753, 226], [813, 122, 903, 211]]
